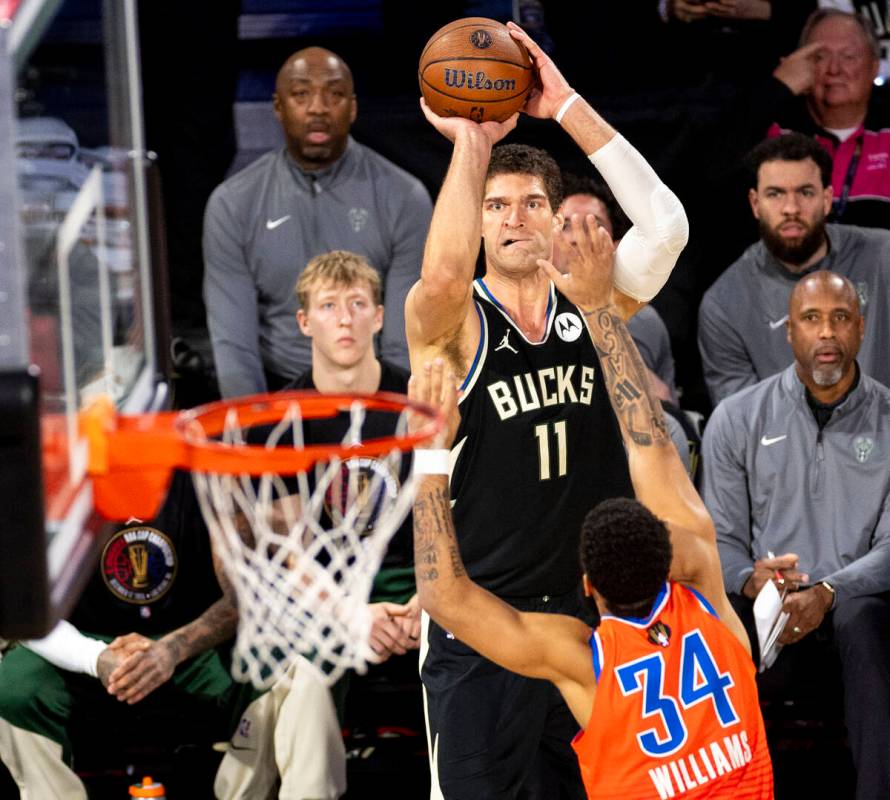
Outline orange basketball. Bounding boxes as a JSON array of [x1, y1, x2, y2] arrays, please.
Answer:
[[418, 17, 533, 123]]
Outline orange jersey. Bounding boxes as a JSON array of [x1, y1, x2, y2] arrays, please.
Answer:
[[572, 581, 773, 800]]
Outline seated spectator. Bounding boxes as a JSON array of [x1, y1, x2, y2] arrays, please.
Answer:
[[214, 251, 420, 799], [559, 172, 701, 478], [698, 132, 890, 406], [768, 8, 888, 229], [701, 270, 890, 800], [0, 471, 251, 800], [204, 47, 432, 398]]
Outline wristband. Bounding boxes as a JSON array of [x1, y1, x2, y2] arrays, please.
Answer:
[[554, 92, 580, 124], [414, 449, 450, 475]]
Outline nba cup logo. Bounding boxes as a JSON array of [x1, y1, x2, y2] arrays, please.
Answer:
[[128, 543, 150, 588], [323, 457, 400, 533]]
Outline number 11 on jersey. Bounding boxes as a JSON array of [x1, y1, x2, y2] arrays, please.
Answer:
[[534, 420, 567, 480]]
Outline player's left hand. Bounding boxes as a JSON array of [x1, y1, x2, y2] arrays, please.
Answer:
[[506, 21, 574, 120], [778, 587, 831, 645], [537, 215, 616, 313], [106, 634, 177, 704]]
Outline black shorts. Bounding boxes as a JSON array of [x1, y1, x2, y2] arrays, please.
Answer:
[[420, 590, 594, 800]]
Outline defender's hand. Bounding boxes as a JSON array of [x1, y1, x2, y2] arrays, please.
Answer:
[[537, 215, 616, 312]]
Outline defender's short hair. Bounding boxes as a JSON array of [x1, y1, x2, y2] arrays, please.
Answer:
[[561, 172, 631, 241], [800, 8, 881, 60], [580, 498, 673, 617], [746, 132, 833, 190], [295, 250, 381, 309], [487, 144, 563, 211]]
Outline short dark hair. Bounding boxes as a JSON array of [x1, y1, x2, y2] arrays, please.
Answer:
[[746, 132, 833, 190], [561, 172, 631, 240], [487, 144, 563, 211], [800, 8, 880, 60], [580, 498, 673, 617]]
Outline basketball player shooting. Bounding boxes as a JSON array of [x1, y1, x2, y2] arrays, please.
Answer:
[[407, 20, 689, 798], [408, 221, 774, 799]]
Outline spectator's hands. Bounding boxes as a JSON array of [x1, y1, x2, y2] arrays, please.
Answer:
[[506, 21, 574, 120], [393, 594, 422, 644], [778, 586, 832, 645], [537, 216, 616, 312], [702, 0, 771, 21], [367, 602, 419, 662], [773, 41, 828, 96], [419, 98, 518, 146], [105, 634, 176, 704], [742, 552, 809, 599]]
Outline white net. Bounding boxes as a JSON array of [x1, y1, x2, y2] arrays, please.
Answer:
[[187, 396, 419, 688]]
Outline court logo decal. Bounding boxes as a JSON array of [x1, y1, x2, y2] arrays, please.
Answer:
[[102, 525, 178, 604], [555, 312, 583, 342], [348, 207, 369, 233], [854, 435, 875, 464], [647, 621, 672, 647]]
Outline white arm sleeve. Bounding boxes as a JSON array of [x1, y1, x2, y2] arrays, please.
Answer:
[[23, 620, 106, 678], [589, 134, 689, 302]]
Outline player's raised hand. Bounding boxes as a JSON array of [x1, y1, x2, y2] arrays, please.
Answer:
[[506, 21, 574, 120], [408, 359, 460, 450], [419, 97, 518, 146], [537, 214, 615, 312]]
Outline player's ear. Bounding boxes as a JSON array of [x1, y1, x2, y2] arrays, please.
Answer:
[[297, 308, 311, 336], [373, 304, 383, 333], [552, 211, 564, 235], [582, 573, 593, 598]]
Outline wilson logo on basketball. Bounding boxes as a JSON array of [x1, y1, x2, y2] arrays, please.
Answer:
[[469, 29, 493, 49], [443, 69, 516, 92]]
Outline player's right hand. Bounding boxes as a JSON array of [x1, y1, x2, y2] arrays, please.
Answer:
[[506, 21, 573, 120], [419, 98, 517, 146]]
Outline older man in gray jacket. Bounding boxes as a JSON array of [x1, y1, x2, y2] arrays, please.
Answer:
[[702, 270, 890, 800]]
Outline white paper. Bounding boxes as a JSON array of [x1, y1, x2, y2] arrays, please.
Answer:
[[753, 579, 789, 671]]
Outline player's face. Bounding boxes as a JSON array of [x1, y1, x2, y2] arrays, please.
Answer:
[[787, 276, 863, 389], [749, 158, 832, 269], [807, 17, 878, 114], [481, 173, 562, 277], [297, 280, 382, 368], [274, 51, 357, 169]]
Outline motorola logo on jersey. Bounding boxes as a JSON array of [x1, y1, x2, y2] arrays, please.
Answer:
[[487, 364, 595, 420], [554, 312, 583, 342], [101, 525, 178, 604]]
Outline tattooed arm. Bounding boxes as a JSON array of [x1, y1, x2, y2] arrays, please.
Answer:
[[410, 363, 595, 719], [102, 543, 238, 705], [538, 220, 748, 648]]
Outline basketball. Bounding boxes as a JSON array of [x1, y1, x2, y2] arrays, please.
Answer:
[[418, 17, 533, 123]]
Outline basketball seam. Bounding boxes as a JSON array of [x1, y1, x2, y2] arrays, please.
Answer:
[[421, 56, 532, 72], [419, 18, 527, 63]]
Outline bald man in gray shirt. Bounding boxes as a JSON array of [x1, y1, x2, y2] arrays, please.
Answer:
[[204, 47, 432, 398]]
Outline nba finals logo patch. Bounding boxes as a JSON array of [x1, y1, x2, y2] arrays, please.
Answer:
[[102, 525, 178, 604], [470, 29, 493, 49], [323, 456, 400, 532], [555, 312, 583, 342], [647, 621, 672, 647]]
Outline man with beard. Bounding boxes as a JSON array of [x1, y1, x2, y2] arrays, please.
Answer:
[[698, 132, 890, 406], [701, 270, 890, 800], [204, 47, 432, 398]]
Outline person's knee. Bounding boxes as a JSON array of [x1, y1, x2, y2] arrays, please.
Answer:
[[832, 595, 890, 660], [0, 649, 52, 720]]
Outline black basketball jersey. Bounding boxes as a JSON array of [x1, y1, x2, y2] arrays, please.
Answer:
[[451, 279, 633, 597], [287, 361, 412, 573]]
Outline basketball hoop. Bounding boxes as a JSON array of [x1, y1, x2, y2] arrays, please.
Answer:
[[76, 391, 442, 687]]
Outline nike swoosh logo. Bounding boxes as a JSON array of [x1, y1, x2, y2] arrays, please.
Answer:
[[768, 315, 789, 330], [761, 435, 787, 446], [266, 215, 291, 230]]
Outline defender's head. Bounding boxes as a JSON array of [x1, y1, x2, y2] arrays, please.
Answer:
[[580, 498, 673, 618]]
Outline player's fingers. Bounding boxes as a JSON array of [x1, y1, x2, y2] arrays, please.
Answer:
[[537, 257, 565, 285]]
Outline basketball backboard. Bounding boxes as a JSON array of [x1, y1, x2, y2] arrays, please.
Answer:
[[0, 0, 167, 637]]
